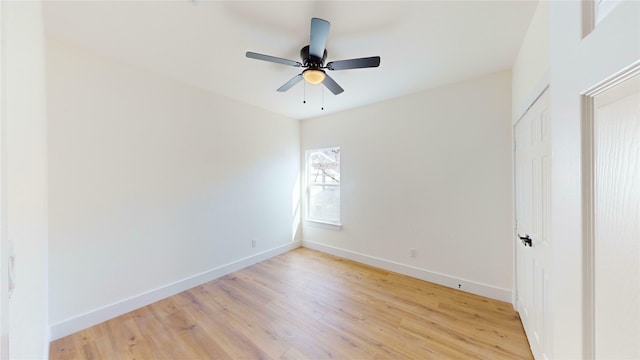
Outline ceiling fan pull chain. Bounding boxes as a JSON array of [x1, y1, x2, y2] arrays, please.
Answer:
[[321, 87, 324, 111], [303, 81, 306, 104]]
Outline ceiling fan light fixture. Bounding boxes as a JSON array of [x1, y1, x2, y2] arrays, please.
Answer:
[[303, 69, 325, 84]]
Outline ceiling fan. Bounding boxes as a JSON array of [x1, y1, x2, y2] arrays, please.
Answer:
[[246, 17, 381, 95]]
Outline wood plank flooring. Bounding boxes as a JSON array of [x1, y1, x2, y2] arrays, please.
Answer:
[[50, 248, 533, 359]]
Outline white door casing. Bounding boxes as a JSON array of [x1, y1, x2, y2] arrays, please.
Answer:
[[515, 89, 551, 360], [0, 0, 9, 356], [549, 1, 639, 356], [575, 1, 640, 358]]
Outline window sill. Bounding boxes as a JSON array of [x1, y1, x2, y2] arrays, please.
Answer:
[[305, 219, 342, 231]]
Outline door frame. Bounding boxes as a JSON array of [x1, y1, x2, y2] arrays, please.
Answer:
[[581, 62, 640, 359]]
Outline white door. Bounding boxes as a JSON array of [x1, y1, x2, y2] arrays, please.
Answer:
[[589, 73, 640, 359], [515, 89, 551, 360]]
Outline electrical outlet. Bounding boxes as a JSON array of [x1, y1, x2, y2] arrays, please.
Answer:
[[410, 248, 417, 258], [251, 239, 257, 248]]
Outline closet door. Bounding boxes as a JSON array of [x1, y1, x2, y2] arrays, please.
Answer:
[[515, 89, 551, 360]]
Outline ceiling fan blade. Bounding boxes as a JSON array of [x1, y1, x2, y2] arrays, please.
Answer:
[[322, 73, 344, 95], [326, 56, 381, 71], [309, 18, 330, 59], [246, 52, 302, 67], [277, 74, 303, 92]]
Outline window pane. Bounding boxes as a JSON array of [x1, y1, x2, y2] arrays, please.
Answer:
[[596, 0, 622, 24], [308, 148, 340, 185], [308, 185, 340, 223]]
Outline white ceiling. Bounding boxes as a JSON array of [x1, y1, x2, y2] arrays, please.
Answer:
[[43, 1, 537, 120]]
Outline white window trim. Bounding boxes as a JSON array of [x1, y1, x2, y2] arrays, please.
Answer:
[[304, 219, 342, 230]]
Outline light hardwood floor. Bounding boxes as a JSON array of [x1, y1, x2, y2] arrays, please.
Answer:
[[50, 248, 533, 359]]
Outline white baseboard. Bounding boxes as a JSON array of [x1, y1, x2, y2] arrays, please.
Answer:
[[50, 241, 302, 341], [302, 240, 512, 303]]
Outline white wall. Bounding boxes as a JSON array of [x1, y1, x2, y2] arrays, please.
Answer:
[[3, 1, 50, 358], [46, 39, 300, 337], [301, 70, 513, 301], [512, 0, 549, 120], [549, 1, 640, 358]]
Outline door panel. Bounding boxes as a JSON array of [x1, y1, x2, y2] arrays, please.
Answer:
[[592, 74, 639, 359], [515, 89, 551, 360]]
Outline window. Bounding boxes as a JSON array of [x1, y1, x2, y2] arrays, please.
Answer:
[[306, 147, 340, 225], [583, 0, 622, 38], [595, 0, 621, 24]]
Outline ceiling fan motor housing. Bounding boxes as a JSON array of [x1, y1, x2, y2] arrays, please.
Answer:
[[300, 45, 327, 69]]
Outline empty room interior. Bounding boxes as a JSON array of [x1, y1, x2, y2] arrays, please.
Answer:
[[2, 1, 639, 359]]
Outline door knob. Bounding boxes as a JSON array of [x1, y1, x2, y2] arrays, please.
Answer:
[[518, 234, 533, 247]]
